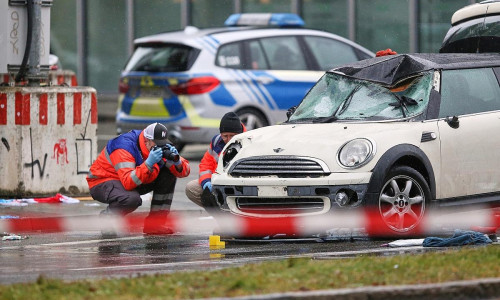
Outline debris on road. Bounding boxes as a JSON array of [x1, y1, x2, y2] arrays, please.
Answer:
[[0, 194, 79, 206], [2, 233, 28, 241], [423, 230, 493, 247]]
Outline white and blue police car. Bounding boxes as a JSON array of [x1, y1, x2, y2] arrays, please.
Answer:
[[117, 13, 374, 149]]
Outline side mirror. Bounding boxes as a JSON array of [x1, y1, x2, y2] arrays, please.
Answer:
[[286, 106, 297, 120], [445, 115, 459, 129]]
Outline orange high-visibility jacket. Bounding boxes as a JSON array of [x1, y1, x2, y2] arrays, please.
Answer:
[[198, 125, 246, 187], [87, 130, 190, 190]]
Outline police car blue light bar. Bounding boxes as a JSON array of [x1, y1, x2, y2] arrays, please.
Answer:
[[224, 13, 305, 27]]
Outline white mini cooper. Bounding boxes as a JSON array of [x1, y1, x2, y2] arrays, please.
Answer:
[[211, 53, 500, 235]]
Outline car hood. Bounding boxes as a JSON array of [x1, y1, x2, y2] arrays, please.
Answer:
[[223, 122, 430, 173]]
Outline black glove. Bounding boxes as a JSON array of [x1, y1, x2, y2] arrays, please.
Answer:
[[201, 187, 217, 209]]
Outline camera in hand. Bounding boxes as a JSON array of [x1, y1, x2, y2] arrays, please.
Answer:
[[152, 145, 180, 162]]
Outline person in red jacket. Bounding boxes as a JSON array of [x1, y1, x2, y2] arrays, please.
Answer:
[[185, 112, 245, 209], [87, 122, 190, 234]]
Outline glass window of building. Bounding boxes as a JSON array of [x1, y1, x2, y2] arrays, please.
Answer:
[[134, 0, 182, 38], [192, 0, 234, 28], [242, 0, 291, 13], [356, 0, 409, 53], [419, 0, 471, 53], [302, 0, 348, 38], [87, 1, 129, 92], [50, 1, 77, 75]]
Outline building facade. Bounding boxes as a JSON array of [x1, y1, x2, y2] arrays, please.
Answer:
[[50, 0, 476, 94]]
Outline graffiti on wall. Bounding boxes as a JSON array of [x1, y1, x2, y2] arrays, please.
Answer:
[[1, 137, 9, 151], [75, 108, 94, 175], [24, 128, 48, 179], [52, 139, 69, 165]]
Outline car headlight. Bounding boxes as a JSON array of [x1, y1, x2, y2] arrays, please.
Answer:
[[337, 138, 375, 169], [222, 141, 242, 169]]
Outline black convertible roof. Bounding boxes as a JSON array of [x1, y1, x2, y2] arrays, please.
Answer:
[[333, 53, 500, 86]]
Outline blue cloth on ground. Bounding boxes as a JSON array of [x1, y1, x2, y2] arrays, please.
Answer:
[[423, 230, 492, 247]]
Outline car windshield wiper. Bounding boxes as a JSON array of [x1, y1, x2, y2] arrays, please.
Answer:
[[337, 86, 361, 116], [312, 115, 338, 123], [286, 117, 319, 124], [312, 86, 361, 123], [389, 95, 419, 118]]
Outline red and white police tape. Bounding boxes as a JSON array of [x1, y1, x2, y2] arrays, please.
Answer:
[[0, 207, 498, 237]]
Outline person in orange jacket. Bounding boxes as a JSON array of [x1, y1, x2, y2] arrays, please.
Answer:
[[185, 112, 245, 209], [87, 122, 190, 234]]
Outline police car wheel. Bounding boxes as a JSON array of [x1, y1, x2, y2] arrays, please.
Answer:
[[236, 108, 268, 130]]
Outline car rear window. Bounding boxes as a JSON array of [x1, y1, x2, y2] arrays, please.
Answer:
[[124, 44, 199, 72], [441, 15, 500, 53]]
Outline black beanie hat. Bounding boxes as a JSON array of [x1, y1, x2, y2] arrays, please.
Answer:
[[219, 112, 243, 133]]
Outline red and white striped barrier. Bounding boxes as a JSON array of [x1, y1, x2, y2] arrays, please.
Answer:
[[0, 207, 498, 237], [0, 86, 98, 195]]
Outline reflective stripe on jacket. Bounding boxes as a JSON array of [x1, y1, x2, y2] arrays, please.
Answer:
[[87, 130, 190, 190]]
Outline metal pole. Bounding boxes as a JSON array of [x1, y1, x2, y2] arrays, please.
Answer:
[[409, 0, 419, 53], [292, 0, 302, 15], [27, 0, 42, 85], [234, 0, 242, 13], [126, 0, 134, 56], [76, 0, 87, 86], [181, 0, 192, 28], [348, 0, 356, 42]]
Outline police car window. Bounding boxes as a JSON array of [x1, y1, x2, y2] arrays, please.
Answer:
[[248, 40, 269, 70], [125, 45, 193, 72], [439, 68, 500, 118], [217, 43, 243, 68], [304, 36, 358, 70], [259, 36, 307, 70]]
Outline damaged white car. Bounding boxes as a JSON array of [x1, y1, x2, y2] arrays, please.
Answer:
[[211, 53, 500, 235]]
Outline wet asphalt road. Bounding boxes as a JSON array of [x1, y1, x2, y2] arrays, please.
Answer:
[[0, 129, 401, 285], [0, 118, 438, 285], [0, 225, 399, 285]]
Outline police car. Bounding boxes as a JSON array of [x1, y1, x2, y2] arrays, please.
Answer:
[[117, 13, 374, 149]]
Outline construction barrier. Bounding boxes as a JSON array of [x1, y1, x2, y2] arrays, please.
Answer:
[[0, 86, 98, 196], [0, 207, 498, 237]]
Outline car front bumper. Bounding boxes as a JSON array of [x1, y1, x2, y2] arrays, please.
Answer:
[[212, 172, 372, 218]]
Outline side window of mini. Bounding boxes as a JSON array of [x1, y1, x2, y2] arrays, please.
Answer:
[[439, 68, 500, 118], [216, 42, 243, 69]]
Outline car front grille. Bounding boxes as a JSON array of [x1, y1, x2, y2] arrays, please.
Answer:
[[235, 197, 325, 215], [229, 156, 329, 177]]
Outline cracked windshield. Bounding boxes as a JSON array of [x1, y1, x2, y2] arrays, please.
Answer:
[[288, 71, 433, 123]]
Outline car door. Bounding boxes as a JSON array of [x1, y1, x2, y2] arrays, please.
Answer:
[[437, 67, 500, 199]]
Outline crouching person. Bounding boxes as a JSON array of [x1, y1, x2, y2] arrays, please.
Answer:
[[185, 112, 245, 211], [86, 123, 190, 235]]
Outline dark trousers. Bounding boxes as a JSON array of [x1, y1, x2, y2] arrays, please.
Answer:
[[90, 167, 177, 215]]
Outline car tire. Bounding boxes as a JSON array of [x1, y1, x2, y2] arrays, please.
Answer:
[[372, 165, 430, 236], [236, 108, 268, 130]]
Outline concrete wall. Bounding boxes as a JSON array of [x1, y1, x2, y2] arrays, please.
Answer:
[[0, 86, 97, 196]]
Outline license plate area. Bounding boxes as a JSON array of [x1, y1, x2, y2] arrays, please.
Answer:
[[257, 186, 287, 197], [139, 87, 171, 98]]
